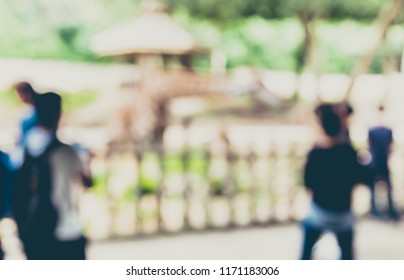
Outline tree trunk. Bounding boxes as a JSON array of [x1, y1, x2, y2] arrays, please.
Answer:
[[296, 12, 321, 101], [345, 0, 403, 100], [297, 12, 316, 72], [296, 12, 320, 101]]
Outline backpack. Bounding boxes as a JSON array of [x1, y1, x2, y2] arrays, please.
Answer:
[[13, 139, 61, 242]]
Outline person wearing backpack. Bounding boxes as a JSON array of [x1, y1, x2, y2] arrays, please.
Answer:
[[13, 92, 92, 260]]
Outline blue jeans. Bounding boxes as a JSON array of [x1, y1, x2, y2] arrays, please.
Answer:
[[370, 172, 399, 218], [300, 223, 354, 260]]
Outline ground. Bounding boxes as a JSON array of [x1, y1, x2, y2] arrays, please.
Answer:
[[87, 218, 404, 260]]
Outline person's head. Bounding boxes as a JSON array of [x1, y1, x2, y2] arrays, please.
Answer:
[[36, 92, 62, 130], [13, 81, 37, 105], [314, 103, 334, 121], [319, 110, 342, 138], [376, 104, 387, 124], [378, 105, 385, 112]]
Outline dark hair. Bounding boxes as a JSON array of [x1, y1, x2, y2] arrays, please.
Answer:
[[13, 82, 36, 96], [36, 92, 62, 129], [320, 110, 341, 137], [13, 81, 38, 106], [314, 103, 334, 118]]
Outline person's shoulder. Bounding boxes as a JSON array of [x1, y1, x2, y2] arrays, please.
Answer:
[[0, 150, 7, 165], [52, 142, 78, 159], [370, 126, 391, 133], [335, 143, 357, 156], [336, 142, 354, 149], [307, 145, 323, 158]]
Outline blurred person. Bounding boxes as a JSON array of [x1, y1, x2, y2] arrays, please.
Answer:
[[0, 151, 11, 260], [9, 82, 40, 172], [314, 102, 334, 117], [301, 109, 370, 260], [13, 92, 93, 260], [0, 151, 13, 219], [314, 101, 353, 143], [0, 83, 37, 260], [368, 105, 400, 220], [13, 82, 39, 145]]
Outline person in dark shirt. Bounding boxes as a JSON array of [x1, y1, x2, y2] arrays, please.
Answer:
[[368, 106, 399, 220], [0, 150, 13, 259], [13, 93, 93, 260], [301, 108, 369, 260]]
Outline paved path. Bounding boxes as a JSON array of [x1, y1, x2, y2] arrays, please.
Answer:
[[87, 218, 404, 260]]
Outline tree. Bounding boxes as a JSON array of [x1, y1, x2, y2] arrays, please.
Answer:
[[345, 0, 403, 99], [163, 0, 387, 73]]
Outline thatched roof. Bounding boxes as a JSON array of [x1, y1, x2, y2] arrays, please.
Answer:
[[91, 4, 209, 56]]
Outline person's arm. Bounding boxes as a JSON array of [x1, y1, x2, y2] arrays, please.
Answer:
[[80, 152, 93, 188], [350, 147, 372, 186], [72, 147, 93, 188], [368, 129, 373, 151], [303, 149, 317, 192], [388, 128, 393, 152], [81, 164, 93, 188]]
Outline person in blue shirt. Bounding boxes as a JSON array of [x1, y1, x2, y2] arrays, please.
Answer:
[[9, 82, 39, 175], [368, 105, 400, 220], [0, 82, 39, 259], [13, 82, 39, 145], [0, 150, 13, 259]]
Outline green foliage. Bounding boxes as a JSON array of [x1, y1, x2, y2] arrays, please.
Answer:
[[165, 0, 263, 24], [0, 0, 139, 61], [188, 150, 208, 175], [60, 90, 98, 113], [165, 0, 386, 22], [328, 0, 385, 21], [91, 171, 109, 196], [120, 186, 136, 202], [138, 152, 161, 193], [223, 18, 302, 70], [316, 20, 372, 73], [0, 0, 401, 74], [316, 20, 404, 73], [163, 149, 208, 176], [0, 88, 97, 112], [233, 161, 251, 192], [163, 153, 184, 175], [0, 88, 20, 107], [209, 177, 226, 194]]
